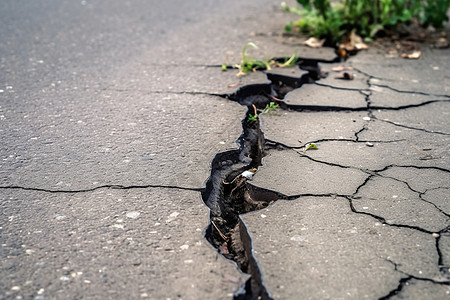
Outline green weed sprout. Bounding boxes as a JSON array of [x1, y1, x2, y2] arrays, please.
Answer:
[[278, 51, 299, 68], [247, 104, 259, 124], [263, 102, 280, 114], [247, 113, 258, 123], [237, 42, 271, 76]]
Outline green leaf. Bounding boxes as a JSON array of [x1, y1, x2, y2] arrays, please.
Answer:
[[304, 143, 318, 151]]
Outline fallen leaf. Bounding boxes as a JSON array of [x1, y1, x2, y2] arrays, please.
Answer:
[[304, 143, 318, 152], [401, 50, 421, 59], [228, 83, 242, 88], [304, 37, 325, 48], [332, 66, 354, 72], [355, 41, 369, 50], [340, 31, 368, 51]]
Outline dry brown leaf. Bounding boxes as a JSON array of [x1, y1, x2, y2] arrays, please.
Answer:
[[304, 37, 325, 48], [355, 42, 369, 50], [228, 83, 242, 88], [401, 50, 421, 59], [332, 66, 354, 72], [341, 31, 368, 51]]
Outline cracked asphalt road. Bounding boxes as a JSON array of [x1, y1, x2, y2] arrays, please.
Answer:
[[1, 0, 450, 299], [246, 48, 450, 299]]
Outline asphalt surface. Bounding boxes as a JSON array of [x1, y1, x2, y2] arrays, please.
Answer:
[[0, 1, 277, 299], [1, 0, 450, 300]]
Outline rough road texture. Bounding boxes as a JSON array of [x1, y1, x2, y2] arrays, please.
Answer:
[[245, 48, 450, 299], [1, 1, 449, 300]]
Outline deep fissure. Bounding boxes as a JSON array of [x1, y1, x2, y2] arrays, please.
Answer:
[[201, 46, 450, 298]]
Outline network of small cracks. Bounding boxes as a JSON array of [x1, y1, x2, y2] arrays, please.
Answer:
[[312, 71, 450, 136], [212, 62, 450, 299], [378, 259, 450, 300], [269, 143, 450, 233]]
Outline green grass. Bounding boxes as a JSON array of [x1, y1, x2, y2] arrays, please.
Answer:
[[283, 0, 450, 45]]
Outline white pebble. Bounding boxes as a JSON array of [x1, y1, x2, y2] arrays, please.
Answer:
[[126, 211, 140, 219], [112, 224, 124, 229], [290, 235, 305, 242], [166, 212, 179, 223]]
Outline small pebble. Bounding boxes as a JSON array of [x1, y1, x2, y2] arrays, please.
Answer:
[[432, 233, 440, 238], [366, 142, 374, 147], [55, 215, 66, 221], [180, 244, 189, 250], [363, 117, 371, 121], [112, 224, 124, 229], [126, 211, 140, 219], [11, 286, 20, 291], [290, 235, 305, 242], [261, 214, 267, 218], [166, 212, 179, 223]]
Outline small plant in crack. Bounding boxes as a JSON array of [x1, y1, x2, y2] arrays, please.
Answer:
[[237, 42, 271, 76], [221, 50, 232, 71], [247, 113, 258, 123], [263, 102, 280, 114], [247, 104, 259, 124], [277, 50, 300, 68]]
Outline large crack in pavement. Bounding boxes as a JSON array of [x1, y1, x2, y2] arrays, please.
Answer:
[[2, 50, 449, 298], [200, 49, 450, 299]]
